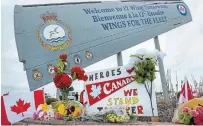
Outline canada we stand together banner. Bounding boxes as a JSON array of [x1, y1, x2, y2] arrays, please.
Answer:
[[84, 66, 158, 116]]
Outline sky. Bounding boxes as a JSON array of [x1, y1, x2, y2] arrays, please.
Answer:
[[1, 0, 203, 97]]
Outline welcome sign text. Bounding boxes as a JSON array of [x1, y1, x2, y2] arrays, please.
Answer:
[[83, 4, 168, 30]]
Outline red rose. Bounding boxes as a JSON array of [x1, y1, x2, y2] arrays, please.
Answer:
[[53, 73, 72, 88], [61, 74, 72, 88], [53, 74, 63, 88], [71, 66, 86, 81], [59, 54, 68, 60], [54, 67, 58, 72], [71, 66, 81, 73], [82, 75, 88, 81]]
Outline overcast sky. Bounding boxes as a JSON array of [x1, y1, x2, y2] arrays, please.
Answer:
[[1, 0, 203, 96]]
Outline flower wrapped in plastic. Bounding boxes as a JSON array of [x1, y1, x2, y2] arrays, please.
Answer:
[[33, 103, 54, 120], [52, 100, 85, 121], [178, 105, 203, 125], [104, 106, 130, 123]]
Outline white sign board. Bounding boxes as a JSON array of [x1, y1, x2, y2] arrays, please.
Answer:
[[84, 66, 158, 116]]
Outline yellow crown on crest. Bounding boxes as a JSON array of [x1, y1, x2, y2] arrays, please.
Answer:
[[40, 12, 57, 24]]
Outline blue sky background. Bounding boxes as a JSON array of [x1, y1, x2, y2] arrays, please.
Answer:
[[1, 0, 203, 97]]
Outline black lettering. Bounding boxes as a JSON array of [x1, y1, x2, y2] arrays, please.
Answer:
[[131, 12, 138, 18], [106, 71, 110, 77], [140, 18, 152, 25], [83, 9, 91, 14], [127, 20, 141, 27], [122, 21, 126, 28], [132, 106, 136, 114], [117, 68, 122, 75], [97, 107, 103, 111], [89, 75, 94, 81], [100, 72, 104, 78], [152, 16, 167, 24], [101, 22, 126, 30], [111, 22, 118, 29], [111, 69, 115, 76], [92, 16, 99, 22], [95, 73, 98, 80], [101, 23, 109, 30]]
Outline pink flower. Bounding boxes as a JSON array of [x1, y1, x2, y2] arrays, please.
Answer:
[[40, 116, 45, 121], [183, 107, 191, 113], [191, 110, 198, 117], [195, 106, 202, 113], [54, 113, 62, 119], [43, 112, 47, 116], [198, 106, 203, 112], [33, 112, 39, 120], [194, 113, 203, 125]]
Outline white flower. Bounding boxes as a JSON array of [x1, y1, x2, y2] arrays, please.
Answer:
[[37, 105, 43, 112], [135, 48, 166, 59]]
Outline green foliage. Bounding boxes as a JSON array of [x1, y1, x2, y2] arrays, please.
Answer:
[[59, 95, 62, 100], [57, 59, 65, 73], [133, 55, 157, 84], [183, 113, 192, 125], [178, 113, 192, 125], [179, 113, 184, 119], [46, 97, 58, 105]]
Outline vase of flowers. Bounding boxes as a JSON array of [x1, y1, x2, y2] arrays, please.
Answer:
[[50, 54, 88, 120], [53, 54, 88, 101]]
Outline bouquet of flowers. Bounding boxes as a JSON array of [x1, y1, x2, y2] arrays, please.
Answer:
[[33, 103, 54, 120], [53, 54, 88, 101], [52, 100, 85, 121], [179, 105, 203, 125], [126, 54, 158, 116]]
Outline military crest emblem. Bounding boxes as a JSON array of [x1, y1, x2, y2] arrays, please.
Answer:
[[37, 12, 72, 51]]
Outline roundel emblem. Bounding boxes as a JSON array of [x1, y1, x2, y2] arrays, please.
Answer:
[[37, 12, 72, 51], [177, 4, 187, 16], [32, 68, 43, 81]]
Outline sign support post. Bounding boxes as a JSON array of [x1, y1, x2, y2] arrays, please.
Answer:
[[154, 36, 169, 101], [56, 88, 60, 99], [117, 52, 123, 66]]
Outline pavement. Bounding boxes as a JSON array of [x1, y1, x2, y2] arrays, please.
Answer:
[[14, 118, 180, 125]]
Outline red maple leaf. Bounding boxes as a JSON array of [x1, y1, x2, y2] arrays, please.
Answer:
[[10, 99, 31, 117]]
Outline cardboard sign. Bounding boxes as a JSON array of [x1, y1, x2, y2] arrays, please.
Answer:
[[84, 66, 158, 116]]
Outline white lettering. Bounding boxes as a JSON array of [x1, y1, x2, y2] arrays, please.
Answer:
[[122, 79, 127, 85], [103, 83, 111, 94], [112, 82, 118, 90]]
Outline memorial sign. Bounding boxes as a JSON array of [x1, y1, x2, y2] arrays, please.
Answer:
[[84, 66, 158, 116]]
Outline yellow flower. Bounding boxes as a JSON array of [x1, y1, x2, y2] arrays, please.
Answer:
[[58, 104, 67, 116], [40, 103, 49, 112], [71, 108, 82, 117]]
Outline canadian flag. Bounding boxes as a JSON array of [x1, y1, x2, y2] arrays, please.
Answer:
[[192, 89, 200, 97], [179, 77, 193, 104], [1, 90, 45, 125]]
